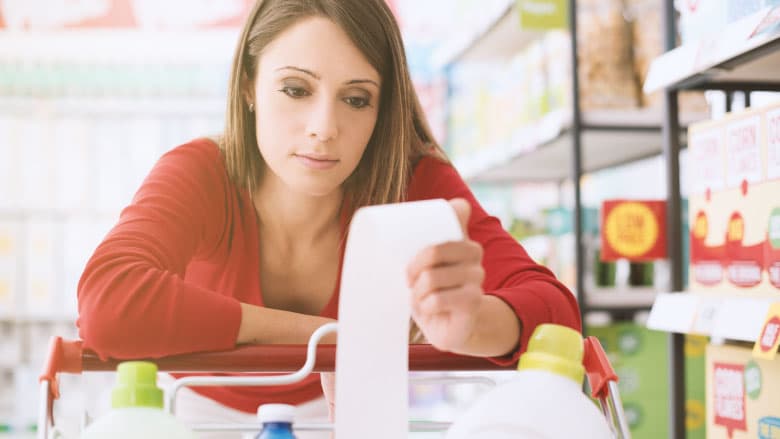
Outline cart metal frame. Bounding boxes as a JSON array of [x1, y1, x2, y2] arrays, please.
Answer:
[[38, 323, 630, 438]]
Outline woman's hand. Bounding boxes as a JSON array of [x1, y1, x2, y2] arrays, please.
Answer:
[[406, 198, 485, 353]]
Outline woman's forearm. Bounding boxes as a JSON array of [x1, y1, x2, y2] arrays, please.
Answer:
[[237, 302, 337, 345], [454, 295, 522, 358]]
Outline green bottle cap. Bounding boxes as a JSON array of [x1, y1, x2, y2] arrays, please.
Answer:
[[111, 361, 164, 409], [517, 324, 585, 383]]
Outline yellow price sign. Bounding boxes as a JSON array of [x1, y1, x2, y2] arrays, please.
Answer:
[[603, 202, 661, 259]]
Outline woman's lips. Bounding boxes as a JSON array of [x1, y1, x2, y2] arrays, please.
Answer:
[[294, 153, 340, 170]]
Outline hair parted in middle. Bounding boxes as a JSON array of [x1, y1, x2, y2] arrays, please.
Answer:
[[219, 0, 447, 215]]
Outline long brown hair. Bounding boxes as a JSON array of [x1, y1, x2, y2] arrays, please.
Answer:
[[220, 0, 446, 212]]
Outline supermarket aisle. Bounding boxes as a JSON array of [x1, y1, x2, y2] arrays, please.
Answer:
[[2, 0, 780, 438]]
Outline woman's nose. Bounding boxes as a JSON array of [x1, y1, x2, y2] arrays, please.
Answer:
[[306, 98, 339, 143]]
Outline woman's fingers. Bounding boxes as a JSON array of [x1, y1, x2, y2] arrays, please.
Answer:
[[414, 285, 480, 315], [406, 240, 482, 285], [411, 264, 484, 298]]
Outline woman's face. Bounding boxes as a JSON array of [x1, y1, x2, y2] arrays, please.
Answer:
[[251, 16, 381, 197]]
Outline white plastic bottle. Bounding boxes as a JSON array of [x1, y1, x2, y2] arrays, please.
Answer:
[[446, 324, 614, 439], [81, 361, 194, 439], [256, 403, 297, 439]]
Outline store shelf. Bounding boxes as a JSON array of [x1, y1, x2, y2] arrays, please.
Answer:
[[0, 97, 226, 116], [0, 208, 119, 221], [0, 29, 239, 64], [646, 292, 780, 342], [431, 0, 544, 67], [0, 314, 77, 324], [455, 108, 708, 183], [584, 287, 659, 311], [644, 6, 780, 92]]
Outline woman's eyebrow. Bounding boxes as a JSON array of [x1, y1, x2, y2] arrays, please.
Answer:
[[276, 65, 320, 79], [276, 66, 379, 89], [346, 79, 380, 89]]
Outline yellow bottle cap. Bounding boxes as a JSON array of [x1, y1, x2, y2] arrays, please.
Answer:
[[111, 361, 164, 409], [517, 324, 585, 384]]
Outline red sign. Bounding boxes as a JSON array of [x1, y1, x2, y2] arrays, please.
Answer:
[[754, 304, 780, 359], [725, 211, 764, 288], [759, 316, 780, 353], [713, 362, 748, 438], [601, 200, 667, 262]]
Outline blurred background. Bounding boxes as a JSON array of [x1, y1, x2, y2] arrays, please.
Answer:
[[1, 0, 779, 438]]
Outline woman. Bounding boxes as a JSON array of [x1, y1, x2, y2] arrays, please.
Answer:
[[77, 0, 580, 437]]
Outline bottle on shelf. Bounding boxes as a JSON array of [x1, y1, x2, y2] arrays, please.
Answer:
[[446, 324, 613, 439], [80, 361, 193, 439], [256, 403, 297, 439]]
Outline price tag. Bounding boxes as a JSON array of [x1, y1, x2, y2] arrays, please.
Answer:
[[753, 303, 780, 360], [691, 298, 722, 334]]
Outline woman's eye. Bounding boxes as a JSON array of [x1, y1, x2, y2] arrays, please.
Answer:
[[279, 86, 310, 98], [344, 96, 370, 109]]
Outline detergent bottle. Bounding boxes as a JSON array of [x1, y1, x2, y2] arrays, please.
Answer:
[[81, 361, 193, 439], [446, 324, 614, 439], [256, 404, 297, 439]]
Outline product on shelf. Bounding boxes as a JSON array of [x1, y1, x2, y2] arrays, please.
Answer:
[[588, 319, 707, 439], [685, 335, 708, 439], [626, 0, 710, 112], [0, 222, 19, 317], [577, 0, 640, 110], [588, 321, 669, 439], [706, 343, 780, 439], [688, 101, 780, 294]]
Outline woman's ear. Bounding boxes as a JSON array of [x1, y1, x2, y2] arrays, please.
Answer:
[[240, 71, 255, 109]]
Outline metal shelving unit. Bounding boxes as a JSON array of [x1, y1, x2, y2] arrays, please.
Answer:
[[439, 1, 702, 319], [431, 1, 546, 67], [458, 108, 704, 183], [644, 3, 780, 437]]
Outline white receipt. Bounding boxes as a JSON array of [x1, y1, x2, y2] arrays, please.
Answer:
[[334, 199, 463, 438]]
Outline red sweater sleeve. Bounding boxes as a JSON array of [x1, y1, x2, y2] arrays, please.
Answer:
[[408, 157, 581, 365], [77, 140, 242, 359]]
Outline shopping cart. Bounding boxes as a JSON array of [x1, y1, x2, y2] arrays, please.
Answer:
[[38, 323, 631, 438]]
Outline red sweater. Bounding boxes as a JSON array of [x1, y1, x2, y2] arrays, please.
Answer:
[[77, 138, 580, 413]]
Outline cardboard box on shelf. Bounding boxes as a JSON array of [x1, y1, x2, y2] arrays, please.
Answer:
[[588, 322, 669, 439], [53, 117, 91, 211], [688, 101, 780, 296], [93, 118, 128, 213], [706, 342, 780, 438], [0, 116, 23, 210], [23, 220, 61, 317], [0, 221, 20, 318], [62, 218, 110, 320], [0, 323, 22, 368], [766, 107, 780, 288], [686, 335, 708, 439], [577, 0, 640, 110], [19, 118, 57, 210], [626, 0, 709, 112], [588, 322, 708, 438]]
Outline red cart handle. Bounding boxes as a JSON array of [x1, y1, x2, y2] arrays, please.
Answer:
[[583, 335, 619, 399], [39, 336, 512, 402]]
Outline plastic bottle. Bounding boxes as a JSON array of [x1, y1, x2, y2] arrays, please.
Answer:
[[446, 324, 614, 439], [256, 404, 297, 439], [80, 361, 193, 439]]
